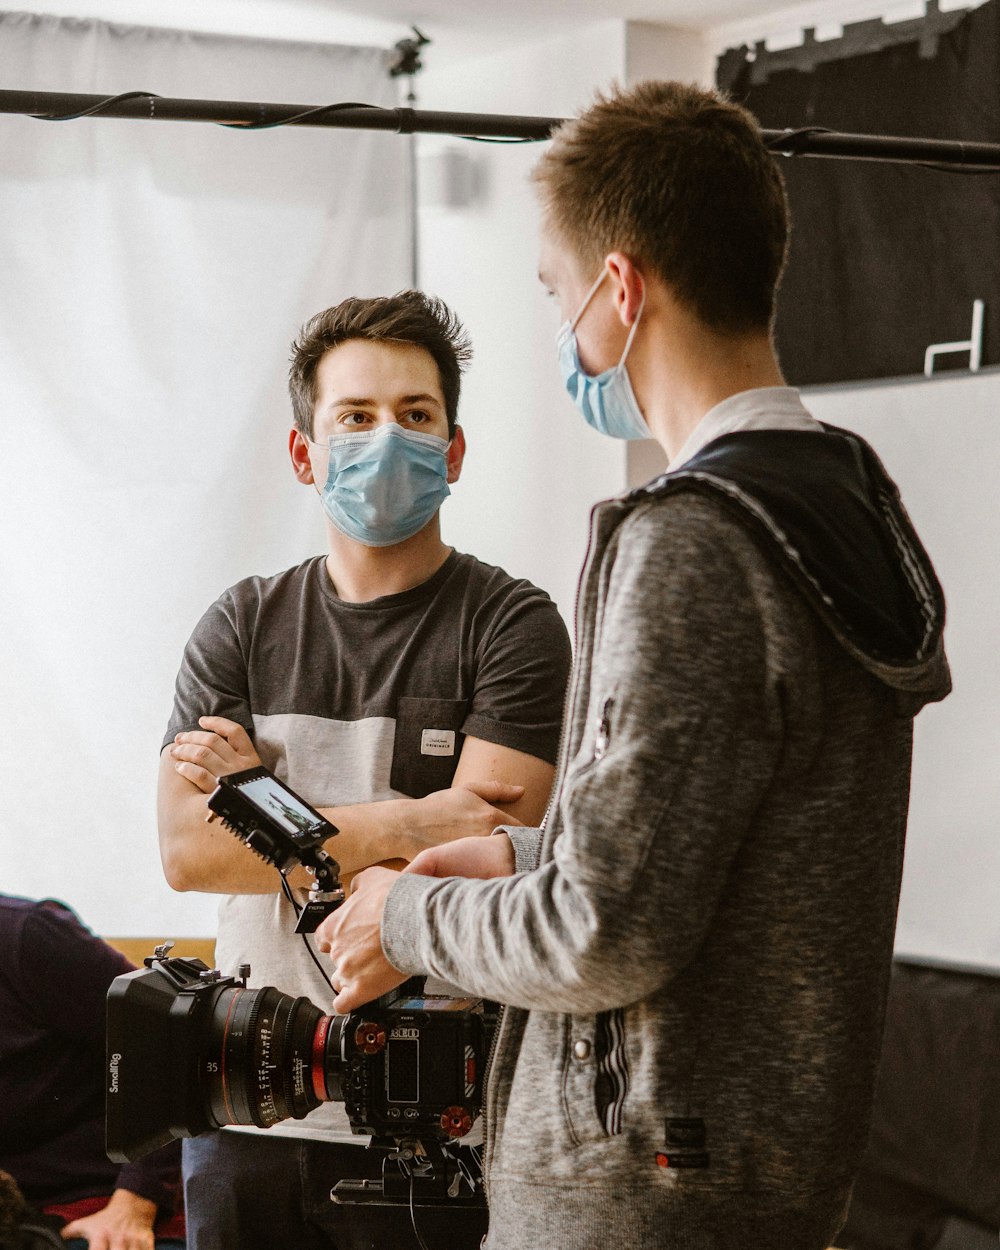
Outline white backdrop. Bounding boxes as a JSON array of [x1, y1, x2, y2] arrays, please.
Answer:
[[0, 14, 410, 934], [806, 370, 1000, 973]]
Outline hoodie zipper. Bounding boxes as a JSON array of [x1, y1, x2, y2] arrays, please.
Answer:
[[481, 499, 613, 1196]]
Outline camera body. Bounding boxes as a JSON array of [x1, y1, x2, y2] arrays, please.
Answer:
[[331, 983, 490, 1143], [106, 956, 493, 1164]]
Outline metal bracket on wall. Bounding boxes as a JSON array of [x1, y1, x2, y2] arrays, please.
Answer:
[[924, 299, 985, 377]]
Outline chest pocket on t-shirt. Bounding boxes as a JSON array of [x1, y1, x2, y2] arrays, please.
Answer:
[[390, 696, 468, 798]]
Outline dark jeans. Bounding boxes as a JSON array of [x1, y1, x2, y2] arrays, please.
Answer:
[[183, 1132, 488, 1250]]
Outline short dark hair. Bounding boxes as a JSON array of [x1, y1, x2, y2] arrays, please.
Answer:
[[533, 81, 789, 334], [288, 291, 472, 438]]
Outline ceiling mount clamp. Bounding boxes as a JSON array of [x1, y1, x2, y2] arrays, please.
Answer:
[[389, 27, 431, 80]]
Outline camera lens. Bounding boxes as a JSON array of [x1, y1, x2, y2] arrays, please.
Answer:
[[201, 985, 344, 1130]]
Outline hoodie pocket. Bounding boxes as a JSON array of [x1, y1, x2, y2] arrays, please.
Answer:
[[594, 1007, 630, 1135], [562, 1008, 630, 1144]]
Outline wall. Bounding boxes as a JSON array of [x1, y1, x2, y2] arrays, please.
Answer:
[[807, 368, 1000, 971], [415, 23, 627, 627], [418, 20, 712, 626], [2, 0, 402, 48], [0, 17, 410, 939]]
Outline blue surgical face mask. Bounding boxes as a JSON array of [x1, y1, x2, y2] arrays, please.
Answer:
[[313, 423, 451, 548], [556, 269, 649, 440]]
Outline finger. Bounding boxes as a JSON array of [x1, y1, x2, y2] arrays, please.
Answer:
[[402, 849, 439, 875], [350, 866, 398, 893], [174, 729, 228, 747], [459, 779, 525, 805], [170, 741, 229, 771], [172, 732, 238, 767], [199, 716, 255, 755], [173, 760, 219, 794], [333, 984, 365, 1014]]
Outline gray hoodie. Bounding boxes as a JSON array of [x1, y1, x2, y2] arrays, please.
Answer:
[[383, 425, 950, 1250]]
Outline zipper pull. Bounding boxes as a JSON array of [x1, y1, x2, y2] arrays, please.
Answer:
[[594, 698, 613, 761]]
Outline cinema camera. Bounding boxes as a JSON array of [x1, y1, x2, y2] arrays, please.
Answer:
[[106, 766, 494, 1207]]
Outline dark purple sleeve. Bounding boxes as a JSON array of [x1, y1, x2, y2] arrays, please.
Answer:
[[115, 1140, 183, 1212], [18, 903, 182, 1211], [16, 902, 133, 1045]]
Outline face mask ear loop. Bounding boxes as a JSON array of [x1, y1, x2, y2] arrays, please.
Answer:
[[569, 268, 611, 332], [617, 281, 647, 371]]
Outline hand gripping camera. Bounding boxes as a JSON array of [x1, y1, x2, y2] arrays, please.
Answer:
[[106, 767, 494, 1207]]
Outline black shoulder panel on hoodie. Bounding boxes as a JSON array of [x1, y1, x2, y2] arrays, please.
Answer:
[[629, 425, 947, 677]]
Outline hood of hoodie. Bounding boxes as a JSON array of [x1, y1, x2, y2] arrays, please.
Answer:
[[629, 424, 951, 715]]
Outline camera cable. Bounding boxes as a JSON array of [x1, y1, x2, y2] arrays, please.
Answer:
[[278, 874, 336, 991]]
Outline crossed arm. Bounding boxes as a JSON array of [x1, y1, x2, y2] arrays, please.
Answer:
[[157, 716, 554, 895]]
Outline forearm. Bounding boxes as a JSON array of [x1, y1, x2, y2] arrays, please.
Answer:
[[382, 859, 661, 1014], [382, 713, 776, 1012], [159, 796, 408, 895], [157, 746, 541, 895], [158, 755, 408, 894]]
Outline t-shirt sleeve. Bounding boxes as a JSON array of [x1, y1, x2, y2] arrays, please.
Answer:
[[162, 589, 254, 751], [461, 587, 571, 766]]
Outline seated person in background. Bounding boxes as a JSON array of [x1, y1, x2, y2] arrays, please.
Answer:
[[157, 291, 572, 1250], [0, 894, 184, 1250]]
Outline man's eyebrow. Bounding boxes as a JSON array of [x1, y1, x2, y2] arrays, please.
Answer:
[[327, 396, 375, 409], [326, 393, 443, 409], [399, 393, 443, 407]]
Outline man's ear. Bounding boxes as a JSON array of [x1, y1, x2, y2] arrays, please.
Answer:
[[446, 425, 467, 485], [605, 252, 645, 329], [289, 427, 316, 485]]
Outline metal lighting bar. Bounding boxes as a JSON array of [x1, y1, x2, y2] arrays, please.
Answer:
[[1, 88, 1000, 170]]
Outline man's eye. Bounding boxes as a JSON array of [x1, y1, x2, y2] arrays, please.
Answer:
[[405, 410, 431, 424], [341, 412, 371, 426]]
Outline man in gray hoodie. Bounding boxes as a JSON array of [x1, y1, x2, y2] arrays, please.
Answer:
[[317, 82, 951, 1250]]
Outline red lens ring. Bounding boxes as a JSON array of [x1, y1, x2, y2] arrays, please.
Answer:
[[311, 1014, 332, 1103]]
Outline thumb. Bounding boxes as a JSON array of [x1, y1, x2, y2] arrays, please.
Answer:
[[403, 848, 439, 876], [459, 779, 524, 806], [60, 1220, 84, 1239]]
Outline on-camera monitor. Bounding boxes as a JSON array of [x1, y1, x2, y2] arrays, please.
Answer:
[[235, 775, 324, 841]]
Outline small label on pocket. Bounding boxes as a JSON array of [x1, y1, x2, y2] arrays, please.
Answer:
[[420, 728, 456, 757]]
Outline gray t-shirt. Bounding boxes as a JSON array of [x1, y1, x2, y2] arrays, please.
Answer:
[[164, 549, 571, 1142]]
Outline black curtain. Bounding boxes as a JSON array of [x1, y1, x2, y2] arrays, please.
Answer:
[[838, 961, 1000, 1248], [719, 0, 1000, 385]]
